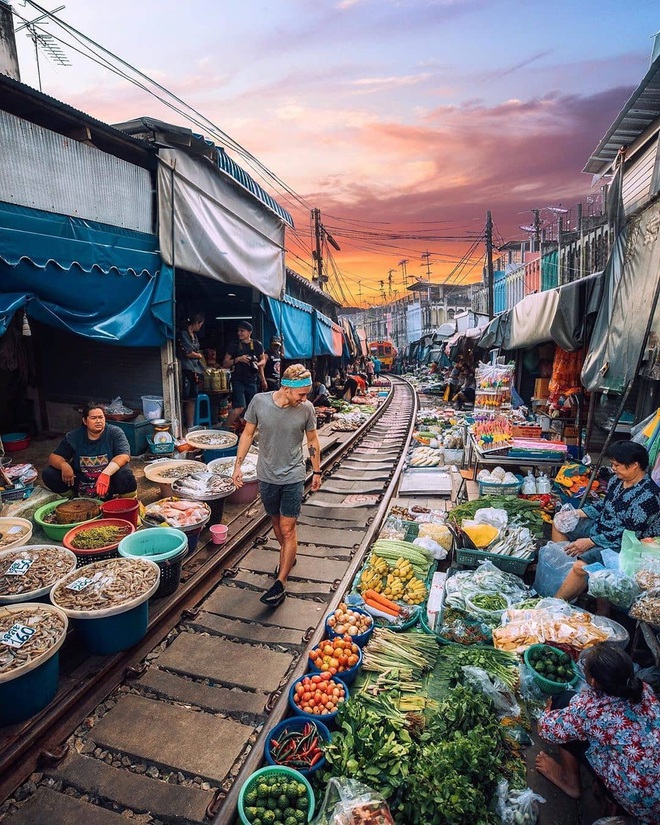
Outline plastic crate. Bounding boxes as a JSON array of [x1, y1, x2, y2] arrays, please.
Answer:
[[146, 436, 175, 456], [477, 475, 523, 497], [454, 545, 535, 576], [523, 644, 579, 694]]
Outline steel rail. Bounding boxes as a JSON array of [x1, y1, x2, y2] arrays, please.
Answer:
[[212, 377, 417, 824], [0, 381, 401, 803]]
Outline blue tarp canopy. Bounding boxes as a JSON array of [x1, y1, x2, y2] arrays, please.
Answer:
[[0, 202, 173, 345], [313, 310, 343, 357], [266, 294, 314, 358]]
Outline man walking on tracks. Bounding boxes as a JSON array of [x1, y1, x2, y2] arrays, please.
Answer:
[[232, 364, 322, 607]]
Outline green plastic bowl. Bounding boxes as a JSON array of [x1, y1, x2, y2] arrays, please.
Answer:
[[34, 499, 102, 542], [524, 644, 580, 695], [237, 765, 314, 825]]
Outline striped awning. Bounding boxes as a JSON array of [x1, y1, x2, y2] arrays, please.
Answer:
[[216, 149, 294, 228]]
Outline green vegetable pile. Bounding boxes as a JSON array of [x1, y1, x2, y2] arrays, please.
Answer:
[[70, 525, 130, 549], [527, 646, 575, 684], [322, 685, 523, 825], [470, 593, 508, 612], [242, 776, 309, 825], [447, 497, 544, 538], [432, 645, 520, 692]]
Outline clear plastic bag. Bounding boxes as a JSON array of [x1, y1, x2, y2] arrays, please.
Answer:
[[620, 530, 660, 577], [533, 542, 575, 597], [461, 666, 520, 718], [496, 779, 545, 825], [105, 396, 133, 415], [311, 778, 395, 825], [553, 504, 580, 534], [587, 568, 640, 609], [413, 535, 448, 560], [473, 507, 509, 530]]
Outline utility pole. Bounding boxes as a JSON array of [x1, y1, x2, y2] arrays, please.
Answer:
[[312, 208, 323, 288], [399, 259, 409, 289], [387, 269, 395, 296], [421, 250, 432, 278], [486, 210, 494, 320], [357, 280, 363, 308], [532, 209, 542, 252]]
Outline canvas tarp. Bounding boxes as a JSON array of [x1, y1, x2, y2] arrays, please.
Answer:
[[0, 201, 172, 346], [157, 148, 286, 299], [314, 311, 344, 357], [266, 295, 314, 358], [582, 187, 660, 393]]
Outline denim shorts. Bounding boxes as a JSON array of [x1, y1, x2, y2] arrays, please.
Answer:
[[231, 378, 258, 410], [181, 370, 199, 401], [259, 480, 304, 518], [566, 517, 603, 564]]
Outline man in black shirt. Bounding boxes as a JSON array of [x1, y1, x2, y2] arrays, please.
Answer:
[[264, 336, 283, 391], [222, 321, 266, 430]]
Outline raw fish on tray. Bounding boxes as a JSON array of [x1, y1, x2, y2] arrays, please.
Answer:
[[143, 498, 210, 528]]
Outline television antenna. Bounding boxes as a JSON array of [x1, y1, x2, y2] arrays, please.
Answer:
[[14, 6, 71, 92]]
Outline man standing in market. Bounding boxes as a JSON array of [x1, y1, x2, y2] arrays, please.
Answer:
[[43, 402, 137, 499], [222, 321, 267, 431], [232, 364, 322, 607], [263, 336, 283, 391]]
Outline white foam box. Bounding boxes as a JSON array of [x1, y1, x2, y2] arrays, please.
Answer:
[[426, 571, 447, 632]]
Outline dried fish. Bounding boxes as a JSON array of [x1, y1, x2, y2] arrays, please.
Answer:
[[211, 456, 258, 482], [0, 607, 66, 674], [0, 547, 76, 597], [51, 558, 159, 612], [172, 472, 235, 500], [0, 524, 30, 549], [146, 461, 206, 482], [184, 430, 237, 449]]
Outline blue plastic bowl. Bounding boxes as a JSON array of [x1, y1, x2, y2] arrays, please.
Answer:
[[263, 717, 331, 776], [118, 528, 187, 562], [0, 651, 60, 726], [71, 600, 149, 655], [288, 674, 349, 727], [324, 607, 374, 647], [308, 644, 363, 685]]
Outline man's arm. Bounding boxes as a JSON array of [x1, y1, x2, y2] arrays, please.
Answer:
[[306, 429, 322, 491], [232, 422, 257, 488]]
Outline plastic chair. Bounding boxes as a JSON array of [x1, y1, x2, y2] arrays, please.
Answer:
[[193, 394, 212, 427]]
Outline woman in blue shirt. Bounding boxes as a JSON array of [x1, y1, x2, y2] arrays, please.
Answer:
[[552, 440, 660, 602]]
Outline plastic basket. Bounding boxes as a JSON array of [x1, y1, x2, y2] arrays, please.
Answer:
[[263, 718, 331, 777], [0, 483, 35, 503], [523, 644, 579, 695], [403, 521, 420, 542], [477, 475, 523, 496], [288, 674, 349, 727], [454, 545, 535, 576], [324, 607, 374, 647], [237, 765, 315, 825], [118, 528, 187, 598], [308, 643, 363, 685], [34, 499, 103, 542], [146, 436, 175, 456]]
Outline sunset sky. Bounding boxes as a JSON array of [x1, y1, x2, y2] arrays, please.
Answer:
[[12, 0, 658, 306]]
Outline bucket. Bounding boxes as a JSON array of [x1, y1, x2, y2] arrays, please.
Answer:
[[141, 396, 163, 421], [210, 524, 228, 545], [71, 601, 149, 655], [0, 603, 68, 725], [101, 498, 140, 527], [118, 528, 187, 599], [227, 479, 259, 506], [203, 444, 238, 463], [186, 525, 204, 554]]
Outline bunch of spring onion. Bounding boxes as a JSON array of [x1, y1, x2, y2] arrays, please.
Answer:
[[362, 628, 439, 682], [369, 540, 433, 579]]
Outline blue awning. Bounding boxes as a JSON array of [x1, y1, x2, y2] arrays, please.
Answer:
[[215, 149, 294, 228], [0, 202, 173, 345], [266, 294, 314, 358], [313, 310, 343, 357]]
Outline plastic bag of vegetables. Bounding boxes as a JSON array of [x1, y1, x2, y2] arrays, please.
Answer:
[[417, 522, 452, 550], [496, 779, 545, 825], [586, 567, 640, 609], [413, 535, 448, 560], [312, 777, 395, 825]]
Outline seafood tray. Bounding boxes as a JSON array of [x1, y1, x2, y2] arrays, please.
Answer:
[[172, 472, 236, 500], [0, 546, 77, 602], [0, 603, 68, 676], [50, 557, 160, 614], [143, 498, 211, 530], [184, 430, 238, 450]]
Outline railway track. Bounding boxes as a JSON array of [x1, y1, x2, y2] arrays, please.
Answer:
[[0, 377, 417, 825]]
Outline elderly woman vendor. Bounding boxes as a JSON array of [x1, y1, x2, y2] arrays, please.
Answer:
[[537, 643, 660, 822], [551, 441, 660, 602]]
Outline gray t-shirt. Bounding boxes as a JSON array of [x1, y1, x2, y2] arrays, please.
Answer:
[[244, 392, 316, 484]]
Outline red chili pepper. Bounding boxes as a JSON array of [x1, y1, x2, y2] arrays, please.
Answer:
[[309, 751, 323, 766]]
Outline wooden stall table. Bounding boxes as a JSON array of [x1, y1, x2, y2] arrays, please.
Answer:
[[466, 432, 567, 480]]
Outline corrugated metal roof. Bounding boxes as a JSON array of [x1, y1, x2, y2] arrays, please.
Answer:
[[583, 54, 660, 175]]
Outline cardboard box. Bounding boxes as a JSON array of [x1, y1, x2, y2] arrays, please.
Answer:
[[564, 426, 579, 438], [512, 424, 543, 439], [534, 379, 550, 398]]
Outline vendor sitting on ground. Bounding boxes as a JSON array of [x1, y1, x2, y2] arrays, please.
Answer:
[[43, 402, 137, 500], [452, 368, 475, 409], [552, 440, 660, 602], [308, 380, 330, 407], [537, 643, 660, 822]]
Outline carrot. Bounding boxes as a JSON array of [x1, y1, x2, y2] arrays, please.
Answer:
[[363, 596, 400, 617], [363, 590, 401, 615]]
